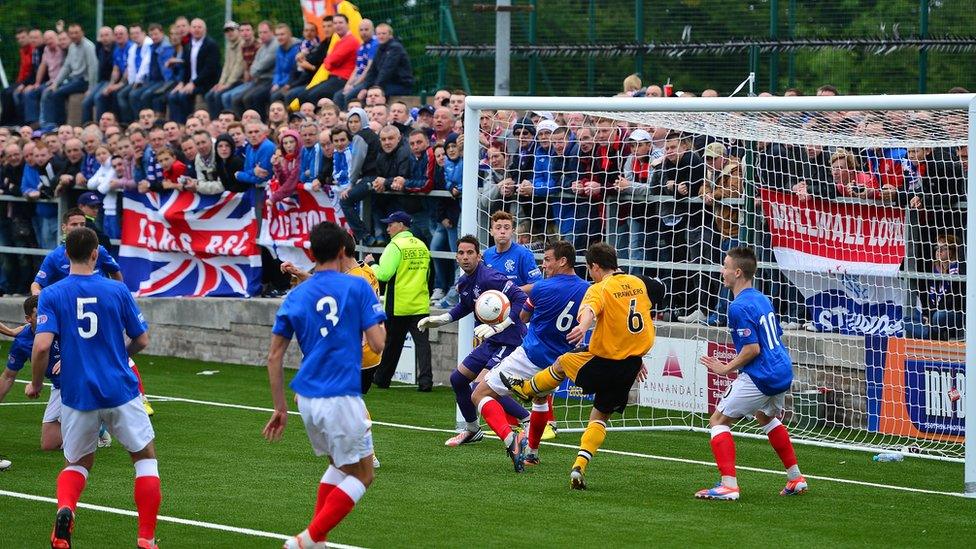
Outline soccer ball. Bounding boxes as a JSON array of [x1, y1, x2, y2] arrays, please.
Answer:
[[475, 290, 510, 325]]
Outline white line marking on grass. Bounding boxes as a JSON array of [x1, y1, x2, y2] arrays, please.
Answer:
[[142, 392, 970, 499], [0, 402, 47, 406], [0, 489, 366, 549]]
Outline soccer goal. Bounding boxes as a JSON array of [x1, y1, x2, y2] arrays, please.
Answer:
[[457, 93, 976, 495]]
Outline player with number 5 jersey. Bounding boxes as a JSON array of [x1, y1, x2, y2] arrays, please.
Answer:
[[475, 240, 589, 471], [695, 246, 806, 501], [27, 227, 159, 549]]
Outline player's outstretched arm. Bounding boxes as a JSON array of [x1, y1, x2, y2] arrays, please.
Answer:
[[700, 343, 760, 376], [566, 306, 596, 346], [27, 332, 54, 399], [263, 334, 291, 442], [365, 323, 386, 355], [0, 322, 26, 338], [0, 368, 19, 403], [127, 331, 150, 357]]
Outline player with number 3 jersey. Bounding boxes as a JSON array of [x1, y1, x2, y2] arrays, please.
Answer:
[[695, 246, 807, 501], [475, 240, 589, 471], [264, 222, 387, 549]]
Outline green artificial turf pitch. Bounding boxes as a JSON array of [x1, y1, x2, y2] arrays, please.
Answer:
[[0, 352, 973, 548]]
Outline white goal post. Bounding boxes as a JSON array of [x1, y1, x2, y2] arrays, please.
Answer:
[[457, 94, 976, 496]]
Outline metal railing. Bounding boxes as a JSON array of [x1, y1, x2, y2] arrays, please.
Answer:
[[0, 195, 64, 257]]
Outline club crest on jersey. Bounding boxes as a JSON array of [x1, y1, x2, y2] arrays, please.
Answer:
[[504, 259, 515, 272], [737, 328, 752, 337]]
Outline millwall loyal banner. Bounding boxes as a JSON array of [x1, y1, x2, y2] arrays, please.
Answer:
[[760, 188, 907, 336], [257, 182, 348, 272], [119, 190, 262, 297]]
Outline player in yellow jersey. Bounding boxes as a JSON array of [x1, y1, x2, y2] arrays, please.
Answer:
[[281, 230, 385, 467], [502, 242, 665, 489]]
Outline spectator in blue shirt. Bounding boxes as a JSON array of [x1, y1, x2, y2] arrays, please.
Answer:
[[268, 24, 301, 107], [95, 25, 133, 121], [335, 19, 379, 109], [242, 23, 297, 118], [236, 122, 275, 187], [130, 24, 174, 118]]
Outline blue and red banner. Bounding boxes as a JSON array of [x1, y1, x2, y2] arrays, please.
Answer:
[[865, 336, 965, 442], [118, 190, 262, 297]]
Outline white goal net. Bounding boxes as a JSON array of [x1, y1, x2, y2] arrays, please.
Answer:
[[461, 95, 973, 464]]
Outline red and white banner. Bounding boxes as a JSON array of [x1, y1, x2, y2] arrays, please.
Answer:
[[760, 188, 906, 275], [258, 182, 348, 272]]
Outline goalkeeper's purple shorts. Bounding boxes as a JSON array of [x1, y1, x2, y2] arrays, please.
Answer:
[[462, 341, 516, 375]]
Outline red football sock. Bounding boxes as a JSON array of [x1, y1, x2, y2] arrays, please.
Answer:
[[528, 404, 548, 450], [130, 361, 145, 394], [505, 413, 520, 427], [545, 394, 555, 424], [766, 421, 798, 469], [315, 467, 346, 515], [134, 459, 161, 540], [709, 427, 736, 478], [56, 466, 88, 511], [477, 398, 513, 443], [308, 476, 366, 542]]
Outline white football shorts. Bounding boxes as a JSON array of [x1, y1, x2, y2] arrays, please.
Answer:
[[61, 395, 155, 463], [42, 387, 62, 424], [716, 373, 787, 419], [297, 394, 374, 467], [485, 346, 547, 397]]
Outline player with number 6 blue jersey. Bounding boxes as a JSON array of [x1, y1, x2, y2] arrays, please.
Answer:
[[696, 246, 806, 502], [474, 241, 590, 471]]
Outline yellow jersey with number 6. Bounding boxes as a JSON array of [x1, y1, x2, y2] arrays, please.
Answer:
[[349, 264, 382, 368], [582, 272, 655, 360]]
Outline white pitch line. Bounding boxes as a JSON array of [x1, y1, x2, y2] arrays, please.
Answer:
[[140, 392, 970, 499], [0, 490, 366, 549], [0, 402, 47, 406]]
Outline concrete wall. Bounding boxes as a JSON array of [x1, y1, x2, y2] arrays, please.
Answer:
[[0, 296, 460, 385], [0, 297, 867, 425]]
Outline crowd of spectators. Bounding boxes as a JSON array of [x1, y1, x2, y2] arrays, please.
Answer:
[[0, 19, 966, 341]]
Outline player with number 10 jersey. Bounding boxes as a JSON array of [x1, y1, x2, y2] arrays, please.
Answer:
[[696, 246, 806, 501]]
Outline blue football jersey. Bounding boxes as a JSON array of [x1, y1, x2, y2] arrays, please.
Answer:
[[34, 244, 120, 289], [7, 324, 62, 389], [36, 274, 147, 410], [273, 270, 386, 399], [482, 243, 542, 287], [522, 273, 590, 368], [449, 262, 528, 346], [727, 287, 794, 395]]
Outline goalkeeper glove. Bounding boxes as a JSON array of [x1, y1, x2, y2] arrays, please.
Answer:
[[417, 313, 451, 331], [473, 316, 513, 340]]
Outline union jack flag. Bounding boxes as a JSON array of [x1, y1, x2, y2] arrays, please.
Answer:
[[119, 190, 262, 297]]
